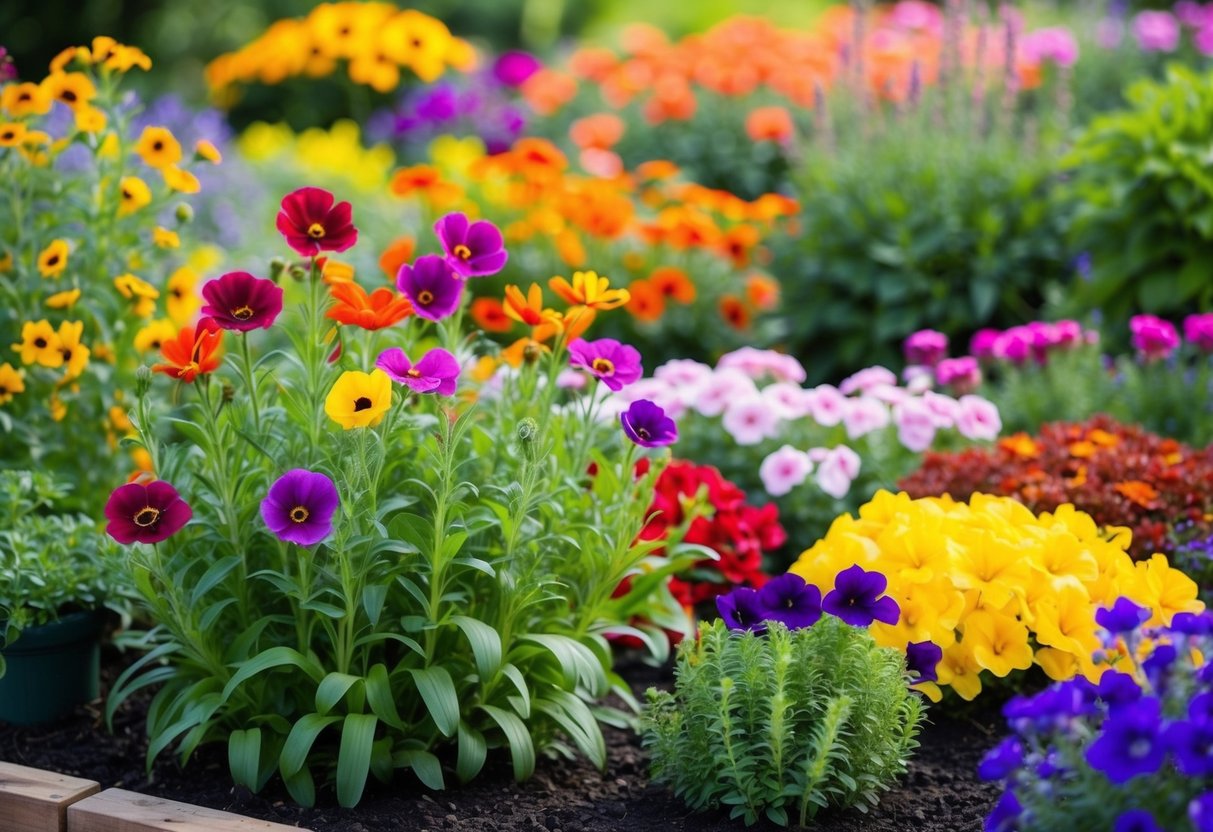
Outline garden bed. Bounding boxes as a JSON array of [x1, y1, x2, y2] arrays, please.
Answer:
[[0, 648, 1000, 832]]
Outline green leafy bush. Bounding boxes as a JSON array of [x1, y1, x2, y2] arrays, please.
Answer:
[[643, 618, 924, 828]]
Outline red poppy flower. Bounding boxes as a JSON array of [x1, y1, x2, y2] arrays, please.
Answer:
[[276, 186, 358, 257]]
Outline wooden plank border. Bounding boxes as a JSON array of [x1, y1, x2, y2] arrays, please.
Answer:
[[66, 788, 311, 831], [0, 761, 101, 832]]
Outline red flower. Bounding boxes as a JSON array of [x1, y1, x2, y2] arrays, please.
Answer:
[[276, 187, 358, 257], [152, 318, 223, 383], [200, 271, 284, 331], [105, 480, 192, 544]]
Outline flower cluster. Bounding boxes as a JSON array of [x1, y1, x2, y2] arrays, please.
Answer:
[[205, 4, 475, 98], [900, 416, 1213, 558], [981, 606, 1213, 831], [1095, 3, 1213, 55], [965, 320, 1094, 369], [790, 490, 1202, 700]]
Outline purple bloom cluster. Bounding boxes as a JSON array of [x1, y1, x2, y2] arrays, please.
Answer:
[[396, 213, 510, 320], [980, 599, 1213, 832]]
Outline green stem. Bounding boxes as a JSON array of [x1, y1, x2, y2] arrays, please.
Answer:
[[238, 332, 261, 433]]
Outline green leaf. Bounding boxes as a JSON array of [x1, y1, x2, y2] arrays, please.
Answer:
[[451, 615, 502, 680], [220, 646, 324, 706], [518, 634, 607, 696], [500, 664, 531, 719], [409, 666, 459, 737], [362, 584, 388, 626], [365, 664, 404, 729], [394, 749, 445, 790], [336, 714, 377, 808], [479, 704, 535, 782], [227, 728, 262, 791], [279, 713, 342, 780], [190, 555, 243, 604], [315, 673, 363, 715], [534, 692, 605, 769], [456, 722, 487, 783], [283, 767, 316, 807]]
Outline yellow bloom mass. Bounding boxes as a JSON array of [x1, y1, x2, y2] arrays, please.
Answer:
[[0, 122, 26, 147], [549, 270, 630, 311], [162, 164, 200, 194], [153, 227, 180, 249], [325, 369, 392, 429], [2, 82, 52, 117], [166, 267, 200, 327], [42, 71, 96, 111], [113, 273, 159, 317], [46, 288, 82, 309], [133, 319, 177, 353]]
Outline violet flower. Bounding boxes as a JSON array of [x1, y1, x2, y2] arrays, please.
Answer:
[[396, 254, 464, 321], [568, 337, 642, 391], [375, 347, 460, 395], [433, 212, 508, 278], [717, 587, 768, 633], [260, 469, 339, 546], [822, 565, 900, 627], [756, 573, 822, 630], [620, 399, 678, 448]]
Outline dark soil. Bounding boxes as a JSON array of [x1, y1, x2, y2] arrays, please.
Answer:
[[0, 647, 1002, 831]]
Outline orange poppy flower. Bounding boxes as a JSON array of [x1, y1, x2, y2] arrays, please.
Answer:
[[719, 294, 751, 330], [649, 266, 696, 304], [152, 319, 224, 383], [379, 235, 415, 282], [471, 298, 513, 333], [720, 224, 761, 268], [569, 112, 626, 150], [625, 280, 665, 323], [326, 282, 413, 330], [745, 105, 795, 144], [744, 272, 780, 311]]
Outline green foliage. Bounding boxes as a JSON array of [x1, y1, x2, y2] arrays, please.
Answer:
[[643, 618, 923, 828], [1063, 64, 1213, 334]]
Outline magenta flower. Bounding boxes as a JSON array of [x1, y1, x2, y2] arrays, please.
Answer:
[[568, 337, 642, 391], [935, 356, 981, 394], [1132, 11, 1180, 52], [433, 213, 508, 278], [105, 481, 192, 544], [1186, 313, 1213, 352], [200, 271, 284, 331], [970, 328, 1002, 360], [396, 255, 464, 321], [276, 187, 358, 257], [492, 50, 542, 87], [903, 329, 948, 366], [375, 347, 460, 395], [620, 399, 678, 448], [1130, 314, 1179, 362], [822, 565, 900, 627], [261, 469, 339, 546]]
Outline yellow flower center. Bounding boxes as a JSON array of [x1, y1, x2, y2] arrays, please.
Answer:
[[232, 305, 255, 320], [453, 244, 472, 260], [591, 357, 615, 375], [290, 506, 310, 523], [418, 290, 434, 305], [307, 223, 326, 239], [353, 396, 373, 412], [406, 369, 421, 378], [133, 506, 160, 527]]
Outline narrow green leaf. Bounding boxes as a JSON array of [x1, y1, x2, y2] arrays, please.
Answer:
[[408, 667, 459, 737], [456, 722, 487, 783], [227, 728, 262, 791], [394, 749, 445, 790], [336, 714, 377, 808], [315, 673, 363, 716], [280, 714, 342, 779], [479, 704, 535, 782], [365, 664, 404, 729], [451, 615, 502, 680]]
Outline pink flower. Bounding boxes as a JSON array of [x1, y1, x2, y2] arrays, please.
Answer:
[[1185, 313, 1213, 352], [839, 366, 897, 395], [921, 391, 961, 428], [1196, 25, 1213, 56], [955, 395, 1002, 441], [692, 369, 758, 417], [433, 213, 509, 278], [759, 445, 813, 496], [804, 384, 846, 427], [970, 329, 1002, 360], [894, 398, 937, 453], [1021, 27, 1079, 67], [993, 327, 1034, 366], [888, 0, 943, 33], [722, 396, 781, 445], [842, 396, 890, 440], [557, 368, 589, 390], [616, 378, 688, 419], [568, 337, 643, 391], [375, 347, 460, 395], [762, 382, 813, 419], [717, 347, 807, 383], [654, 359, 713, 388], [903, 329, 949, 366], [1133, 11, 1181, 52], [816, 446, 861, 500], [1053, 319, 1085, 347], [935, 356, 981, 394], [1130, 314, 1180, 361]]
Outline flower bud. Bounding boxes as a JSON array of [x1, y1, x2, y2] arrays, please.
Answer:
[[174, 203, 194, 224], [268, 257, 287, 283], [222, 381, 235, 403], [134, 365, 152, 398], [516, 417, 541, 461]]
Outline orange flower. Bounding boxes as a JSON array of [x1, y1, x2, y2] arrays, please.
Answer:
[[379, 235, 415, 282], [649, 266, 695, 304], [521, 69, 578, 116], [562, 307, 597, 342], [642, 75, 696, 123], [502, 336, 551, 367], [999, 434, 1040, 458], [504, 284, 564, 332], [326, 282, 413, 330], [389, 165, 463, 206], [1115, 481, 1160, 509], [636, 160, 680, 181], [554, 229, 587, 268], [719, 294, 751, 330], [1068, 440, 1097, 459], [152, 319, 224, 383], [471, 298, 513, 333], [625, 280, 665, 323], [720, 224, 761, 268], [569, 112, 626, 150], [745, 272, 780, 311], [509, 137, 568, 182], [549, 270, 630, 311], [745, 105, 795, 144]]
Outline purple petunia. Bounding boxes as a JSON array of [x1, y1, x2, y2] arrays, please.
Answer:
[[200, 271, 284, 331], [620, 399, 678, 448], [716, 587, 768, 633], [985, 789, 1021, 832], [433, 213, 508, 278], [375, 347, 460, 396], [1095, 597, 1150, 635], [1192, 792, 1213, 832], [104, 481, 192, 545], [1097, 671, 1143, 716], [568, 338, 643, 392], [396, 254, 464, 321], [260, 469, 339, 547], [1113, 810, 1163, 832], [905, 640, 943, 684], [756, 573, 822, 631], [1164, 719, 1213, 776], [821, 565, 900, 627], [978, 737, 1023, 782], [1085, 697, 1165, 784]]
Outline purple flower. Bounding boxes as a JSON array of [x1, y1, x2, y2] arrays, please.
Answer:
[[0, 47, 17, 82], [1164, 719, 1213, 776], [568, 338, 643, 392], [375, 347, 460, 395], [978, 737, 1023, 782], [821, 565, 900, 627], [1142, 643, 1177, 689], [906, 640, 942, 683], [935, 356, 981, 394], [1190, 691, 1213, 723], [1185, 313, 1213, 352], [716, 587, 768, 633], [620, 399, 678, 448], [1085, 697, 1165, 784], [200, 271, 284, 331], [1097, 670, 1143, 715], [985, 789, 1021, 832], [1130, 314, 1180, 362], [105, 481, 192, 545], [260, 469, 339, 546], [492, 50, 542, 87], [756, 573, 822, 630], [433, 213, 508, 278], [903, 329, 948, 366], [970, 328, 1001, 360], [1096, 597, 1149, 635], [1133, 10, 1180, 52], [1172, 611, 1213, 635], [1191, 792, 1213, 832], [396, 255, 464, 321], [1114, 810, 1163, 832]]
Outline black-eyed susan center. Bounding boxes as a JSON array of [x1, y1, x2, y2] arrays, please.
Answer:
[[353, 396, 373, 411], [290, 506, 310, 523], [417, 290, 434, 305], [45, 254, 60, 268], [34, 337, 47, 349], [231, 304, 255, 321], [307, 222, 326, 239], [60, 90, 77, 104], [0, 129, 16, 142], [591, 357, 615, 376], [133, 506, 160, 527], [152, 140, 163, 151], [452, 244, 472, 260]]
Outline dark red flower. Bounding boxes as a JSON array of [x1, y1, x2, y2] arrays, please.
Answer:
[[105, 481, 192, 544], [200, 271, 284, 331], [276, 187, 358, 257]]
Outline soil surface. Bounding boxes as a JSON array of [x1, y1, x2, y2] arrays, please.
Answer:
[[0, 648, 1002, 831]]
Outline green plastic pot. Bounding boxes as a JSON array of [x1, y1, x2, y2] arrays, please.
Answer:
[[0, 610, 102, 725]]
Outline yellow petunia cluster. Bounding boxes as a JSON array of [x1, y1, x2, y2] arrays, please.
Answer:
[[205, 3, 475, 99], [790, 490, 1204, 701]]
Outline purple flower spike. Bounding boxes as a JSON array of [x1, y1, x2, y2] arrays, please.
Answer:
[[375, 347, 460, 396], [756, 573, 822, 631], [568, 337, 643, 392], [822, 564, 900, 627], [433, 213, 508, 278], [396, 254, 464, 321], [1095, 597, 1150, 635], [1085, 697, 1165, 784], [906, 640, 943, 683], [620, 399, 678, 448], [261, 469, 339, 546], [716, 587, 768, 633]]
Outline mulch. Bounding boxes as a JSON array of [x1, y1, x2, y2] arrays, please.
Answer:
[[0, 647, 1003, 831]]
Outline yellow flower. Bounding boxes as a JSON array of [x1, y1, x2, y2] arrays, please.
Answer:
[[42, 72, 97, 111], [380, 10, 454, 83], [166, 267, 200, 327], [56, 320, 90, 379], [98, 133, 120, 160], [103, 44, 152, 73], [18, 131, 52, 166], [963, 610, 1034, 678], [109, 403, 133, 432], [12, 320, 64, 368], [0, 122, 26, 147], [119, 176, 153, 216], [1131, 554, 1203, 626], [74, 106, 107, 133], [37, 239, 70, 278], [549, 270, 630, 310], [162, 165, 200, 194], [325, 369, 392, 429], [321, 259, 356, 285], [195, 139, 222, 164], [49, 46, 91, 74], [1, 82, 52, 117], [935, 641, 983, 701], [113, 273, 159, 318], [46, 288, 82, 309], [49, 392, 67, 422], [0, 363, 25, 405], [153, 227, 180, 249], [1032, 586, 1100, 662], [135, 126, 182, 169], [133, 319, 177, 354]]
